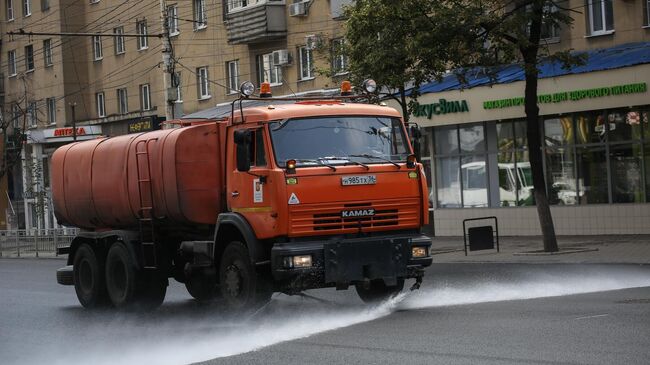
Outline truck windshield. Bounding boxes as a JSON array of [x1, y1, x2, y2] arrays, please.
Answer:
[[269, 116, 410, 167]]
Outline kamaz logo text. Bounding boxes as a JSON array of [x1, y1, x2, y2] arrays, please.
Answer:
[[341, 209, 375, 218]]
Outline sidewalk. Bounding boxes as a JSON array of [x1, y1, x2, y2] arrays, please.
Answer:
[[430, 235, 650, 264]]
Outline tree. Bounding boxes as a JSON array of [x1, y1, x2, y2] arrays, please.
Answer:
[[341, 0, 451, 122], [344, 0, 585, 252]]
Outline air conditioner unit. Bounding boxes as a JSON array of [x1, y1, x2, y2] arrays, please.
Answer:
[[272, 49, 290, 66], [289, 1, 307, 17], [305, 34, 321, 50]]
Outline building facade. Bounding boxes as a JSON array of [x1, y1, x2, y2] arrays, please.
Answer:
[[397, 0, 650, 236], [1, 0, 353, 230]]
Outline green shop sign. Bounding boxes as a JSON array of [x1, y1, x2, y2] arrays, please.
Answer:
[[483, 82, 647, 110], [412, 99, 469, 119]]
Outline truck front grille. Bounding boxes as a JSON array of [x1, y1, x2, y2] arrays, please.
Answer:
[[289, 198, 420, 236]]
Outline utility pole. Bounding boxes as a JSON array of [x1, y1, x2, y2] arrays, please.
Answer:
[[70, 102, 77, 142], [160, 1, 175, 123]]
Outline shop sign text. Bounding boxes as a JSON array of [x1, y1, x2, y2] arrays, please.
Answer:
[[53, 127, 86, 137], [412, 99, 469, 119], [483, 82, 647, 110], [128, 119, 154, 134]]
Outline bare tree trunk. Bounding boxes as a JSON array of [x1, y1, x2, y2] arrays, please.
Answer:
[[522, 1, 558, 252], [399, 86, 409, 123]]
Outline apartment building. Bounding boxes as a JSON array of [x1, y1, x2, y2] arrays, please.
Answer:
[[397, 1, 650, 236], [1, 0, 353, 230]]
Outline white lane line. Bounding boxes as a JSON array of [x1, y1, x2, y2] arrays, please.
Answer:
[[575, 314, 609, 320]]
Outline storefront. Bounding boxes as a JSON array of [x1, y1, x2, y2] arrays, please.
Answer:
[[393, 42, 650, 236], [21, 126, 104, 231]]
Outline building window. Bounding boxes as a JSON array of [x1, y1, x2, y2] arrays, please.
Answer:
[[40, 0, 48, 11], [227, 0, 260, 13], [586, 0, 613, 35], [46, 97, 56, 124], [92, 36, 103, 60], [193, 0, 207, 30], [299, 46, 314, 80], [645, 0, 650, 26], [27, 101, 36, 127], [96, 92, 106, 117], [433, 123, 488, 208], [22, 0, 29, 16], [227, 60, 239, 94], [496, 120, 532, 206], [43, 39, 53, 66], [197, 66, 210, 99], [117, 88, 128, 114], [540, 4, 560, 42], [140, 84, 151, 111], [174, 72, 182, 102], [137, 20, 148, 50], [6, 0, 14, 20], [257, 53, 282, 86], [114, 27, 125, 54], [8, 50, 17, 76], [168, 5, 179, 35], [331, 38, 348, 75], [25, 45, 34, 71], [11, 103, 21, 129]]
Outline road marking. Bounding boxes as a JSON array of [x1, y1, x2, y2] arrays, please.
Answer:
[[575, 314, 609, 320]]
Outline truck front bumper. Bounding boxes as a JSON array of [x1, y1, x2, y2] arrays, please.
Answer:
[[271, 234, 432, 292]]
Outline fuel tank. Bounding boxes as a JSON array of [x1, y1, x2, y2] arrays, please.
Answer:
[[51, 122, 226, 230]]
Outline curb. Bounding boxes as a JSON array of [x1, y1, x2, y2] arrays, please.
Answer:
[[512, 247, 600, 256]]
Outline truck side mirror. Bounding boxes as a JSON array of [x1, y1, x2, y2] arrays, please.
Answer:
[[234, 129, 252, 172], [408, 124, 422, 161]]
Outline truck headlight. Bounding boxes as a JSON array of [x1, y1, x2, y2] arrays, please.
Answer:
[[412, 246, 428, 258], [283, 255, 313, 268]]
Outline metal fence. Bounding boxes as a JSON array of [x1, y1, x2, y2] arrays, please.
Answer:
[[0, 228, 78, 258]]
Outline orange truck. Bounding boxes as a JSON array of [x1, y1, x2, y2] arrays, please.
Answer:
[[53, 81, 432, 310]]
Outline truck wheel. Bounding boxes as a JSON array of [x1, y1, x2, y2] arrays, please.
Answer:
[[355, 279, 404, 304], [105, 242, 166, 310], [219, 241, 272, 311], [73, 243, 108, 308], [185, 269, 219, 301]]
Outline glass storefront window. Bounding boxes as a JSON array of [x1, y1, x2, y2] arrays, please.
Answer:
[[645, 145, 650, 203], [577, 146, 609, 204], [575, 112, 607, 144], [516, 155, 534, 206], [496, 122, 514, 151], [642, 110, 650, 140], [434, 126, 458, 155], [546, 147, 577, 205], [608, 110, 642, 142], [459, 124, 485, 153], [461, 155, 488, 207], [610, 143, 643, 203], [435, 157, 461, 208], [544, 117, 574, 146], [514, 120, 528, 149]]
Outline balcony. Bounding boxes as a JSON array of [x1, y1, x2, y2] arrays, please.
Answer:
[[226, 1, 287, 45]]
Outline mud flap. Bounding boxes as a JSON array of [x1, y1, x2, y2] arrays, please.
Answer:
[[324, 238, 408, 287]]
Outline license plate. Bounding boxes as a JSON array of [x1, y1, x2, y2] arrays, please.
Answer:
[[341, 175, 376, 186]]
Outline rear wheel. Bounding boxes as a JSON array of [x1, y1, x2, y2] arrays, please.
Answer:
[[355, 279, 404, 303], [73, 243, 108, 308], [219, 241, 272, 311], [105, 242, 166, 310]]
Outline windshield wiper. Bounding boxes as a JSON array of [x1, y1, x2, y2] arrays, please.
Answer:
[[348, 154, 401, 169], [319, 156, 370, 170], [292, 158, 337, 171]]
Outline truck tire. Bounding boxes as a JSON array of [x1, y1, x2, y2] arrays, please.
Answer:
[[219, 241, 272, 311], [73, 243, 108, 308], [355, 279, 404, 304], [105, 242, 166, 310]]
